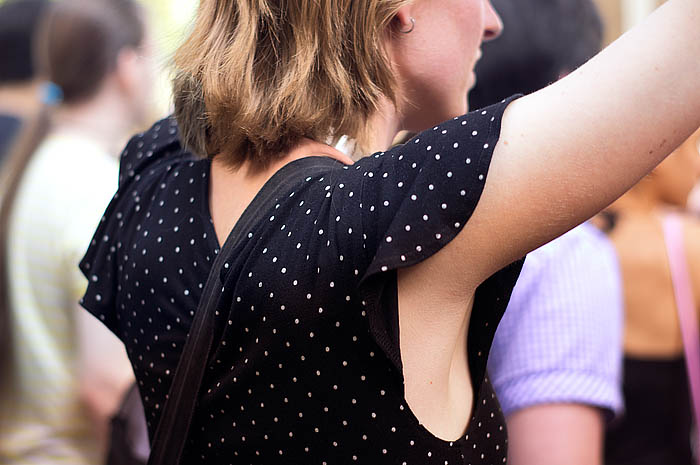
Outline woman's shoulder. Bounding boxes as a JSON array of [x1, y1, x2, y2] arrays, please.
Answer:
[[679, 211, 700, 233], [117, 116, 186, 189]]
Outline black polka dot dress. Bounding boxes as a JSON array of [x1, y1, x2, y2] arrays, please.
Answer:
[[81, 96, 523, 465]]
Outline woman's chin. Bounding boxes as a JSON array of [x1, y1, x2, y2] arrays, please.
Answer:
[[467, 71, 477, 90]]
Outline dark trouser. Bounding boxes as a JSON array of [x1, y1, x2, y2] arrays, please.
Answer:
[[605, 357, 694, 465]]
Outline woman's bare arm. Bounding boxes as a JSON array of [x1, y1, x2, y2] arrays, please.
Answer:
[[506, 404, 604, 465], [458, 0, 700, 284], [77, 307, 135, 453]]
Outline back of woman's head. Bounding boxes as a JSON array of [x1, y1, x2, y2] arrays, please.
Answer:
[[0, 0, 145, 404], [37, 0, 145, 104], [173, 0, 410, 169]]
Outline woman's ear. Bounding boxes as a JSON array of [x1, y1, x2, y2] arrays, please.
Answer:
[[114, 48, 141, 100], [114, 46, 153, 126], [385, 6, 416, 65], [392, 8, 415, 34]]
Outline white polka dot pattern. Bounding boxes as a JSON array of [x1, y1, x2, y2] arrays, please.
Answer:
[[80, 97, 523, 464]]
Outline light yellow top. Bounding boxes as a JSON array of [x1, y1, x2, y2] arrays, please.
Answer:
[[0, 131, 118, 464]]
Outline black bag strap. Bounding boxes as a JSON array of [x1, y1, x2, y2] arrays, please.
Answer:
[[147, 157, 339, 465]]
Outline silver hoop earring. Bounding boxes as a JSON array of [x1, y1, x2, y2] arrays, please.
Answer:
[[399, 17, 415, 34]]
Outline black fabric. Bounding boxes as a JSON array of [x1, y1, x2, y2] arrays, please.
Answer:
[[80, 96, 523, 464], [0, 113, 22, 165], [148, 156, 342, 465], [605, 356, 695, 465]]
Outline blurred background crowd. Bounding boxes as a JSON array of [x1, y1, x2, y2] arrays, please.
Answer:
[[0, 0, 698, 465]]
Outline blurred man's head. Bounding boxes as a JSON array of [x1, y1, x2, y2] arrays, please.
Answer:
[[0, 0, 50, 85], [34, 0, 154, 127], [469, 0, 603, 109]]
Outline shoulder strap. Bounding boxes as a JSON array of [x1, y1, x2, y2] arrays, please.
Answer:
[[661, 213, 700, 462], [147, 157, 340, 465]]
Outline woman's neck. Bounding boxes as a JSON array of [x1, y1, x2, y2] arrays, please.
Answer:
[[228, 95, 403, 188], [210, 138, 352, 246], [611, 180, 660, 214], [211, 98, 402, 246], [52, 92, 134, 157], [366, 96, 403, 153]]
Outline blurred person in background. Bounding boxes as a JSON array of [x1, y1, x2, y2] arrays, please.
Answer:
[[0, 0, 154, 463], [685, 143, 700, 216], [0, 0, 50, 163], [603, 127, 700, 465], [469, 0, 604, 105], [470, 1, 624, 464]]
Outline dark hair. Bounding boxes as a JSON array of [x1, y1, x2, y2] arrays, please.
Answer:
[[469, 0, 603, 109], [36, 0, 145, 103], [0, 0, 145, 404], [0, 0, 50, 84]]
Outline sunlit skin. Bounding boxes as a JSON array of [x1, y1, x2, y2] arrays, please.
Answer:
[[507, 404, 604, 465], [606, 127, 700, 358], [387, 0, 501, 131]]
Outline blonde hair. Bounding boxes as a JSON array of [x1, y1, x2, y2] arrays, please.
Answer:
[[173, 0, 410, 169]]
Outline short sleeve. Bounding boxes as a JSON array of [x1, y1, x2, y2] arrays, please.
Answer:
[[118, 117, 180, 189], [353, 97, 519, 280], [487, 224, 624, 419], [79, 117, 183, 334], [336, 96, 522, 377]]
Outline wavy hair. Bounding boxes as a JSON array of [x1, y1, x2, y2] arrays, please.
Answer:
[[173, 0, 411, 169]]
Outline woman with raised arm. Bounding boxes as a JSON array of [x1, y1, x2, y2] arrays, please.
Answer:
[[79, 0, 700, 463]]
